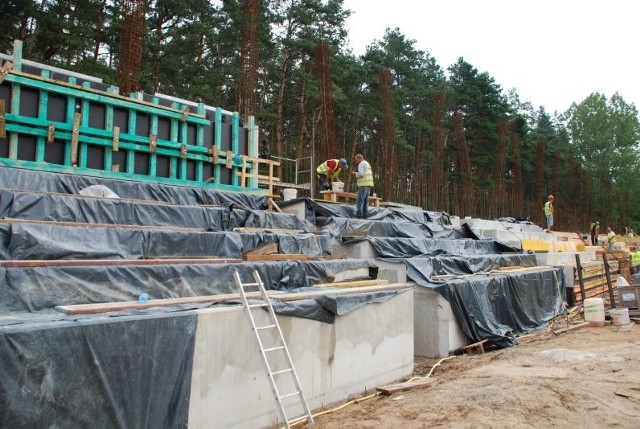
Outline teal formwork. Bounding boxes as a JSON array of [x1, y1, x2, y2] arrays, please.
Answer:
[[0, 41, 263, 193]]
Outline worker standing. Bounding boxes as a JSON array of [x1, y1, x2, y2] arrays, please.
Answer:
[[543, 194, 554, 232], [606, 226, 617, 248], [589, 221, 600, 245], [351, 153, 374, 219], [316, 158, 348, 191], [630, 247, 640, 274]]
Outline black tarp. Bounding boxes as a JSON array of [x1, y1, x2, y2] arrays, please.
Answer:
[[0, 188, 309, 233], [404, 256, 566, 347], [0, 188, 229, 231], [0, 259, 377, 312], [0, 311, 196, 428], [278, 197, 453, 229], [351, 236, 520, 258], [0, 222, 328, 261], [0, 167, 269, 210]]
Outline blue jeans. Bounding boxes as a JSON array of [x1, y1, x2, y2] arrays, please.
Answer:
[[356, 186, 370, 218]]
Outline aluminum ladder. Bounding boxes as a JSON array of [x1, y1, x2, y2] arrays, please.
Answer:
[[233, 269, 314, 428]]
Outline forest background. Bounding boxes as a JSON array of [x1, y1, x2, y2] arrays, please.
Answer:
[[2, 0, 639, 234]]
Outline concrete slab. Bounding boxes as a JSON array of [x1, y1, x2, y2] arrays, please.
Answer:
[[188, 289, 414, 428], [413, 286, 466, 358], [277, 199, 306, 222], [375, 259, 407, 283], [461, 218, 508, 231], [534, 251, 597, 266]]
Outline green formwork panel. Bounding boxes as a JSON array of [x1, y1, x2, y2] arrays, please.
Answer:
[[0, 41, 264, 193]]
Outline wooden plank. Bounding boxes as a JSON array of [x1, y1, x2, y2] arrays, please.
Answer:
[[0, 99, 5, 138], [314, 279, 389, 288], [47, 124, 55, 143], [112, 126, 120, 151], [56, 282, 414, 315], [0, 218, 207, 232], [552, 321, 590, 334], [70, 112, 81, 164], [242, 243, 278, 259], [376, 377, 436, 395], [0, 257, 241, 268], [267, 198, 282, 213], [0, 60, 13, 84], [243, 253, 313, 261], [463, 339, 488, 354], [320, 190, 382, 207], [233, 227, 303, 234]]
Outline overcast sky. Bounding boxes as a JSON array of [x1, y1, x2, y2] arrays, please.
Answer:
[[342, 0, 639, 115]]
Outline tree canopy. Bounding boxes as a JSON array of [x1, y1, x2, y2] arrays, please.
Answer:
[[2, 0, 639, 232]]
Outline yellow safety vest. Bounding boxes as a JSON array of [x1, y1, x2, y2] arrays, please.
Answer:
[[316, 160, 342, 180], [543, 201, 553, 216], [356, 160, 374, 187], [630, 251, 640, 267]]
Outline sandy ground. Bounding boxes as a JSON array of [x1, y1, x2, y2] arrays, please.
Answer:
[[310, 318, 640, 428]]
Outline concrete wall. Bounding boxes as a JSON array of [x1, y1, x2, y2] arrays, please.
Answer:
[[413, 286, 466, 358], [188, 289, 414, 428]]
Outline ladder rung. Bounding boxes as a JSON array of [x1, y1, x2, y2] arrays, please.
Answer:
[[278, 391, 301, 400], [256, 324, 277, 330], [263, 346, 285, 352], [288, 415, 311, 426], [248, 303, 268, 309], [235, 270, 313, 427]]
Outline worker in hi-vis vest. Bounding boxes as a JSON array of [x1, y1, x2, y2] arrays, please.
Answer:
[[316, 158, 348, 191], [543, 194, 554, 232], [351, 153, 374, 219], [606, 226, 617, 248], [630, 247, 640, 274]]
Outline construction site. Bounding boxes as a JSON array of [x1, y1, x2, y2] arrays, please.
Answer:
[[1, 0, 640, 426]]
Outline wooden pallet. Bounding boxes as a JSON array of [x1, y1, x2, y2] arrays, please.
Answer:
[[319, 190, 381, 207]]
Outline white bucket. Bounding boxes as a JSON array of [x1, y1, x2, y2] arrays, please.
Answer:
[[609, 308, 630, 325], [331, 181, 344, 191], [584, 297, 605, 327], [282, 188, 297, 201]]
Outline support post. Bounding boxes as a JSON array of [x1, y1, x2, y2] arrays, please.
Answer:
[[575, 254, 586, 302], [603, 254, 616, 308]]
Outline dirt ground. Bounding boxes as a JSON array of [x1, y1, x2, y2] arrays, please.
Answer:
[[311, 317, 640, 428]]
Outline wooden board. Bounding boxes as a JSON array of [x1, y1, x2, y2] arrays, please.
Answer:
[[0, 257, 241, 268], [242, 243, 278, 259], [243, 253, 315, 261], [233, 227, 304, 234], [552, 321, 590, 334], [319, 190, 382, 207], [56, 282, 414, 315], [314, 279, 389, 288], [376, 377, 435, 395]]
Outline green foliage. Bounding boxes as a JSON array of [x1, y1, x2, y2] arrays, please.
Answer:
[[2, 0, 638, 230]]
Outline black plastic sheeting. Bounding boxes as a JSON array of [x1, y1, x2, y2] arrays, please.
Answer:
[[354, 236, 520, 258], [270, 289, 408, 324], [0, 222, 329, 260], [0, 167, 269, 210], [0, 311, 196, 428], [401, 253, 538, 279], [279, 197, 452, 228], [0, 188, 308, 233], [0, 259, 377, 312], [0, 188, 230, 230], [404, 256, 566, 347], [317, 217, 434, 239], [0, 283, 406, 426]]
